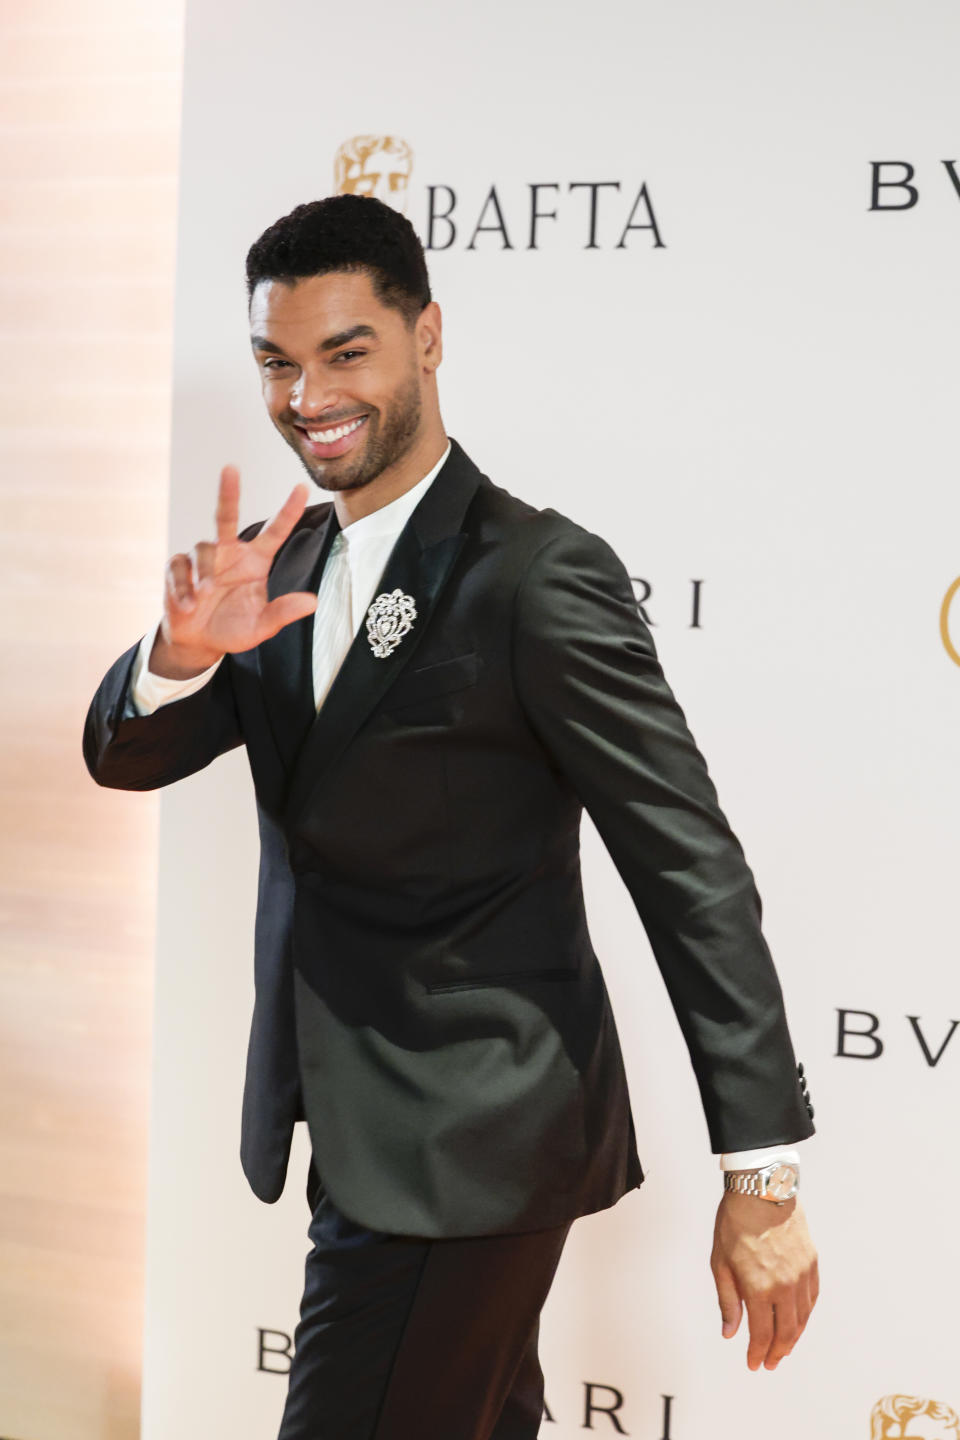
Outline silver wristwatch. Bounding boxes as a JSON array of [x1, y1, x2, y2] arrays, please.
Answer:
[[723, 1161, 799, 1204]]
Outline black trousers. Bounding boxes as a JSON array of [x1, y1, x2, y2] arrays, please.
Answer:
[[276, 1165, 571, 1440]]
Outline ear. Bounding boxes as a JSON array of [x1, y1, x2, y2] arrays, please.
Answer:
[[417, 301, 443, 373]]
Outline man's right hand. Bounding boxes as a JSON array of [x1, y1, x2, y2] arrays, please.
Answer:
[[150, 466, 319, 679]]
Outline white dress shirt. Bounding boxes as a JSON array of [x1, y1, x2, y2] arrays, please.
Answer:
[[129, 438, 804, 1174]]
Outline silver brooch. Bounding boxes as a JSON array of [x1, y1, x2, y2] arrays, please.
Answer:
[[366, 589, 417, 659]]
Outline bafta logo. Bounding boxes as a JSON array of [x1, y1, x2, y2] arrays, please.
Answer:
[[871, 1394, 959, 1439], [940, 576, 960, 666], [333, 135, 414, 213]]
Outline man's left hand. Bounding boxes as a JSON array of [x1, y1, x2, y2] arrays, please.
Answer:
[[710, 1193, 819, 1370]]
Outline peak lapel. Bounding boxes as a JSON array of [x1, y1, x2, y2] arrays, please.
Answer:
[[284, 440, 483, 832], [258, 502, 338, 772]]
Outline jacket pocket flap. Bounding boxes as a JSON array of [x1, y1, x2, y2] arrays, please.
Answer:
[[383, 652, 479, 710]]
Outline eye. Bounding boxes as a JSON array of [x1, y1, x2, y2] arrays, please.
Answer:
[[332, 349, 366, 363], [261, 357, 292, 371]]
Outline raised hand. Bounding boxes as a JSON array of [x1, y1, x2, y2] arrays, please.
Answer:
[[151, 466, 318, 679], [711, 1193, 819, 1371]]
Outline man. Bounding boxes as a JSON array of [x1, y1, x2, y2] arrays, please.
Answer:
[[85, 194, 818, 1439]]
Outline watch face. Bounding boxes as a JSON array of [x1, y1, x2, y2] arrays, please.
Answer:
[[767, 1164, 799, 1201]]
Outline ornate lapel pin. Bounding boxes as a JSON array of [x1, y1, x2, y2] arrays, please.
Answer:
[[366, 589, 417, 659]]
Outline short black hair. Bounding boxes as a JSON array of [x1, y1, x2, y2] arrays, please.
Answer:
[[245, 194, 431, 325]]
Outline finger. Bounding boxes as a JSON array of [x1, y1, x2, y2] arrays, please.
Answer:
[[191, 540, 217, 585], [216, 465, 240, 545], [713, 1263, 743, 1339], [260, 591, 319, 639], [254, 483, 311, 558], [810, 1255, 820, 1309], [744, 1296, 775, 1373], [165, 554, 196, 611], [764, 1294, 800, 1369]]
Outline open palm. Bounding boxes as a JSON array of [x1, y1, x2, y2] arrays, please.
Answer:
[[159, 466, 318, 667]]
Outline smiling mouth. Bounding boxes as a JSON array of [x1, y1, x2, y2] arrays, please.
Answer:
[[300, 415, 367, 444], [296, 413, 369, 460]]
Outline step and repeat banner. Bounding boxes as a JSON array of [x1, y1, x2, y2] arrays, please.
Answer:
[[142, 1, 958, 1435]]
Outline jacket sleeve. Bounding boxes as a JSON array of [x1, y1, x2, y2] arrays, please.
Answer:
[[512, 524, 814, 1153], [83, 639, 243, 792]]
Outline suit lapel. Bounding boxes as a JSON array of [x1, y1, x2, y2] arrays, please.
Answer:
[[257, 500, 339, 772], [283, 439, 483, 831]]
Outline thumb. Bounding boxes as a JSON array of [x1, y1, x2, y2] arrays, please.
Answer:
[[714, 1263, 742, 1339], [262, 591, 319, 637]]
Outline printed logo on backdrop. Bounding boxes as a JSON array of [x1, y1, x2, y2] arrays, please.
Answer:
[[939, 577, 960, 666], [631, 578, 705, 629], [870, 1394, 959, 1439], [334, 134, 666, 250], [868, 161, 960, 210], [334, 135, 414, 213], [835, 1010, 959, 1066], [256, 1331, 676, 1435]]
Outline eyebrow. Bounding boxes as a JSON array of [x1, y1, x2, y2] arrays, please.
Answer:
[[318, 324, 378, 352], [249, 323, 379, 356], [250, 335, 288, 355]]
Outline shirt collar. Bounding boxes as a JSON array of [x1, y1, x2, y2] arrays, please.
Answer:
[[340, 441, 452, 549]]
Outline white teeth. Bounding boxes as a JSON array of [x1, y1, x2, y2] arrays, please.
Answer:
[[306, 416, 365, 444]]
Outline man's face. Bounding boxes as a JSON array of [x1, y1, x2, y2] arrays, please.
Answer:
[[249, 270, 430, 493]]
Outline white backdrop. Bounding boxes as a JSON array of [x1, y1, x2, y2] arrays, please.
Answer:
[[142, 2, 960, 1435]]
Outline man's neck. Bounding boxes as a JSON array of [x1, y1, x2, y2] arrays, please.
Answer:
[[334, 426, 449, 528]]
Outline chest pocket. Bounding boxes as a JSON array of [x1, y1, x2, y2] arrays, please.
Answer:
[[381, 651, 479, 720]]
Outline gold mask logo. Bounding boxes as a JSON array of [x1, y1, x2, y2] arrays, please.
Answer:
[[871, 1394, 959, 1438], [334, 136, 414, 213], [940, 577, 960, 666]]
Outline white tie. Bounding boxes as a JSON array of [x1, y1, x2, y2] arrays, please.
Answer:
[[312, 531, 355, 711]]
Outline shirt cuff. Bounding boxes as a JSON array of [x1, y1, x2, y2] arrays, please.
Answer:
[[720, 1145, 803, 1171], [128, 620, 223, 716]]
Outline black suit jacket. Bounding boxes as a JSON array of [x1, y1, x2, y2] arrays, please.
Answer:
[[84, 439, 814, 1237]]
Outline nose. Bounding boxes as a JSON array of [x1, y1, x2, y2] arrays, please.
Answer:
[[288, 364, 340, 419]]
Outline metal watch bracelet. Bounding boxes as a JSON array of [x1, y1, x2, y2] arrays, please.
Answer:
[[723, 1161, 799, 1204]]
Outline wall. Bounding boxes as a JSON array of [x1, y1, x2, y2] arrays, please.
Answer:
[[0, 3, 182, 1436]]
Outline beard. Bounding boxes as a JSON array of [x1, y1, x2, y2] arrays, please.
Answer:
[[284, 370, 423, 493]]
